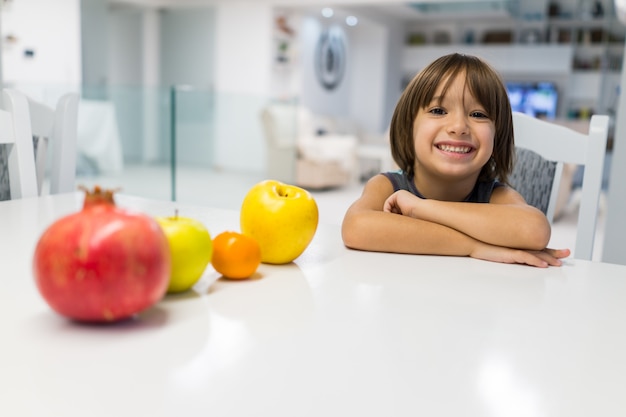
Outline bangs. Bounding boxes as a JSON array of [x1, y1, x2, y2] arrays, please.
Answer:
[[464, 61, 501, 119]]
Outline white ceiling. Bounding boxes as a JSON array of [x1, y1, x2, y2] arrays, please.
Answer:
[[107, 0, 517, 22]]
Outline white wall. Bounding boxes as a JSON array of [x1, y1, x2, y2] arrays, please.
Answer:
[[382, 18, 405, 127], [0, 0, 81, 102], [300, 17, 352, 118], [81, 0, 109, 91], [160, 8, 215, 88], [349, 19, 387, 136], [159, 8, 216, 167], [142, 9, 161, 162], [108, 8, 144, 162], [212, 3, 273, 173], [297, 12, 392, 137], [98, 5, 217, 165], [109, 10, 144, 85], [214, 4, 273, 96]]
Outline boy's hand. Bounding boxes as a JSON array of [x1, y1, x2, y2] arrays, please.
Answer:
[[384, 190, 420, 217], [471, 244, 571, 268]]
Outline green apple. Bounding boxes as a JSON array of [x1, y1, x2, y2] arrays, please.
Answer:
[[156, 213, 212, 293], [240, 180, 318, 264]]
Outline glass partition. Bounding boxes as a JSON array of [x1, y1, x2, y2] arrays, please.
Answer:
[[0, 82, 286, 208]]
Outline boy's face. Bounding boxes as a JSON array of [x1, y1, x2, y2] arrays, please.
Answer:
[[412, 72, 495, 191]]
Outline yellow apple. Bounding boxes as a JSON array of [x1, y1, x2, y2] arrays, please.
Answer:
[[240, 180, 318, 264], [156, 214, 213, 293]]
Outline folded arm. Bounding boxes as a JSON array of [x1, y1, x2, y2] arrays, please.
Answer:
[[341, 175, 569, 267], [383, 186, 551, 250]]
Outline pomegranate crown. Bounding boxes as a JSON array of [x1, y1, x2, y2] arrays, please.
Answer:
[[79, 185, 118, 207]]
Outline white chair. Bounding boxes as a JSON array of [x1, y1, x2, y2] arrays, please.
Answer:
[[0, 89, 79, 200], [29, 93, 80, 194], [510, 111, 609, 260], [0, 89, 39, 199], [76, 99, 124, 175], [260, 102, 357, 189], [260, 102, 298, 183]]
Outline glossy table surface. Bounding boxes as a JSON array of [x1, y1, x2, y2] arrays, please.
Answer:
[[2, 193, 626, 417]]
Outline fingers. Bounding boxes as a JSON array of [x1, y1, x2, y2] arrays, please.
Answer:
[[516, 251, 551, 268], [532, 251, 563, 267], [384, 193, 404, 214], [472, 244, 570, 268], [543, 248, 571, 259], [528, 248, 571, 267], [383, 197, 396, 213]]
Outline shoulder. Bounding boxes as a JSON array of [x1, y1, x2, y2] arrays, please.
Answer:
[[381, 170, 410, 192], [366, 173, 397, 193], [350, 174, 396, 209]]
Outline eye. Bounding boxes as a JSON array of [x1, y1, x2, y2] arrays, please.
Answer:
[[470, 111, 489, 119], [429, 107, 446, 115]]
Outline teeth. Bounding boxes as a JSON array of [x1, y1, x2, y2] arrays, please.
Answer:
[[438, 144, 471, 153]]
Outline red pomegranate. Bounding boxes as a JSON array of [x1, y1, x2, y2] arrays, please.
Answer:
[[33, 187, 171, 323]]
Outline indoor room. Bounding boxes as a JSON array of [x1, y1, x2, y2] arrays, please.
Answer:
[[3, 0, 625, 259], [2, 1, 626, 414]]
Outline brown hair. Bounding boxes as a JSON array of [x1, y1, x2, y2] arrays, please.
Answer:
[[389, 53, 514, 184]]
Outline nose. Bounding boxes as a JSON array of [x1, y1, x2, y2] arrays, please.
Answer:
[[447, 113, 469, 136]]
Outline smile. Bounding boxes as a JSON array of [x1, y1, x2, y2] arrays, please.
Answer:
[[437, 144, 473, 154]]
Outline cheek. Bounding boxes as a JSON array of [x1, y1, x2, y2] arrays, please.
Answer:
[[412, 128, 432, 156], [480, 125, 496, 154], [412, 120, 437, 147]]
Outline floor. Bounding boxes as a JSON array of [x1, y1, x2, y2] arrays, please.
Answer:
[[76, 164, 607, 262]]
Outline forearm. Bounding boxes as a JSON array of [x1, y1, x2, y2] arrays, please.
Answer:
[[342, 207, 569, 268], [413, 200, 551, 250], [342, 209, 478, 256]]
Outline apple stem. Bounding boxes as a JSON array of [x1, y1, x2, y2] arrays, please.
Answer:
[[175, 208, 178, 219]]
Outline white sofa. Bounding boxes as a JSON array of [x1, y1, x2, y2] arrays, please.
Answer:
[[260, 102, 358, 189]]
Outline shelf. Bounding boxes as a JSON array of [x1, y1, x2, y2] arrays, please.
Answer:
[[399, 0, 624, 118], [402, 44, 573, 75], [547, 17, 615, 29]]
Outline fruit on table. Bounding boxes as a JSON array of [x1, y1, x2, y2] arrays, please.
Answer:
[[240, 180, 318, 264], [211, 231, 261, 279], [156, 212, 213, 293], [32, 186, 171, 323]]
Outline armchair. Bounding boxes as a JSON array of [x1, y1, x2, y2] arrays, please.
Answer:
[[260, 102, 357, 189]]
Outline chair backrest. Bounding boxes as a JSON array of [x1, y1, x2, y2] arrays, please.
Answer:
[[0, 89, 79, 199], [28, 93, 79, 194], [260, 103, 299, 149], [0, 89, 38, 199], [509, 146, 559, 219], [511, 111, 609, 260]]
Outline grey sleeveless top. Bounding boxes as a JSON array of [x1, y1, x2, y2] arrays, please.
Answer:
[[382, 171, 502, 203]]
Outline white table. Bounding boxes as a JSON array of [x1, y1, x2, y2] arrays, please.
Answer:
[[2, 193, 626, 417]]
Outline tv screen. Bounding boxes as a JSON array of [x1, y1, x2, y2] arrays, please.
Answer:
[[506, 82, 558, 120]]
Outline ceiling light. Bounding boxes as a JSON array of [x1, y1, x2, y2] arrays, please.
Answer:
[[345, 16, 358, 26], [321, 8, 334, 18]]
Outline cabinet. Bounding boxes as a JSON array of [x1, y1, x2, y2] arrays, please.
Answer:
[[401, 0, 625, 120]]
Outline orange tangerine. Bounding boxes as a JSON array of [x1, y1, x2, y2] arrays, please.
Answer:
[[211, 231, 261, 279]]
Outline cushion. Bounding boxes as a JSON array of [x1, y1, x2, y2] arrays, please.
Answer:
[[509, 146, 557, 215]]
